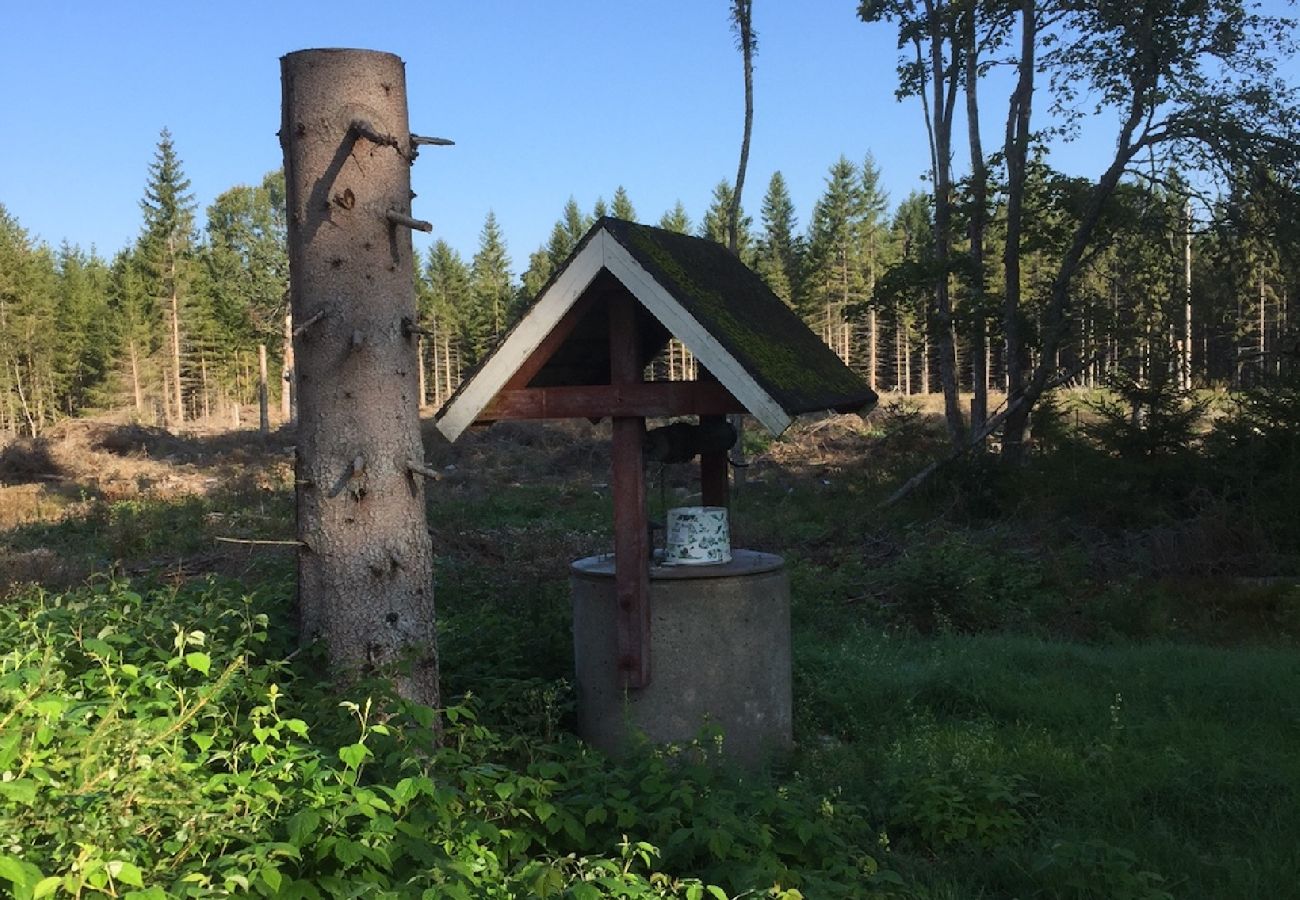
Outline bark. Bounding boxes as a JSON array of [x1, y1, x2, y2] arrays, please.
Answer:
[[281, 49, 439, 708], [1001, 0, 1036, 460]]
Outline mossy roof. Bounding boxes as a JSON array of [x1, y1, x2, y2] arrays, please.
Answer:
[[598, 217, 876, 417], [435, 217, 878, 440]]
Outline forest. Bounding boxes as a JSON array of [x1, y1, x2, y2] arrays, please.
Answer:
[[1, 133, 1296, 439], [3, 0, 1300, 898]]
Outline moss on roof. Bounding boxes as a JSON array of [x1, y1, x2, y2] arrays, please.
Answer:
[[600, 217, 877, 416]]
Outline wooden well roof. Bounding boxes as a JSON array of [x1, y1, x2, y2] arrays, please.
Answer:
[[435, 217, 878, 440]]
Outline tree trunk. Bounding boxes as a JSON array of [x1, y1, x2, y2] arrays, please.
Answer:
[[1182, 201, 1193, 390], [129, 340, 143, 415], [729, 0, 755, 257], [1001, 0, 1036, 460], [918, 2, 965, 444], [258, 343, 270, 436], [201, 353, 211, 421], [281, 48, 439, 708], [868, 307, 879, 392], [170, 262, 184, 426], [1258, 270, 1266, 378], [964, 8, 989, 431], [418, 336, 428, 409], [283, 308, 296, 423]]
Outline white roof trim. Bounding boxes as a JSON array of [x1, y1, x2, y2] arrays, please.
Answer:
[[435, 226, 794, 442], [435, 232, 607, 441]]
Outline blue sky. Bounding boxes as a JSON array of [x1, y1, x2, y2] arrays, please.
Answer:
[[2, 2, 1295, 268]]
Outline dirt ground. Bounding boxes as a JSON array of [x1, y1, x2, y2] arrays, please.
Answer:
[[0, 400, 924, 590]]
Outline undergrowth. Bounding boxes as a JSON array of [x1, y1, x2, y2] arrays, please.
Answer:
[[0, 577, 893, 899]]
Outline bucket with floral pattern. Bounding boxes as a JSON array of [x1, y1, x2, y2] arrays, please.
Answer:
[[662, 506, 731, 565]]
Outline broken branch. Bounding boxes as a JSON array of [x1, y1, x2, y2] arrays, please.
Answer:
[[385, 209, 433, 232], [407, 460, 442, 481], [350, 119, 401, 152], [410, 134, 455, 146], [292, 308, 328, 339]]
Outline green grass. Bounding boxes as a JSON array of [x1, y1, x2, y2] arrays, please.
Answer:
[[793, 626, 1300, 897]]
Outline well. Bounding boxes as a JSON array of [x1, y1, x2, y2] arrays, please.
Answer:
[[571, 550, 792, 766]]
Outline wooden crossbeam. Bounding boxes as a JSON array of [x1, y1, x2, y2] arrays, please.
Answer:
[[476, 381, 745, 423]]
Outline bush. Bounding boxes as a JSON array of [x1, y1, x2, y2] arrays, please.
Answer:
[[0, 578, 900, 899]]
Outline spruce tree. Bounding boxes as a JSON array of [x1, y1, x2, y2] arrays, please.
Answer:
[[659, 201, 692, 234], [424, 239, 472, 398], [520, 245, 553, 304], [612, 186, 636, 221], [201, 171, 289, 408], [700, 179, 753, 261], [755, 171, 801, 309], [54, 243, 113, 413], [806, 157, 866, 344], [469, 211, 514, 361], [0, 206, 60, 434], [136, 128, 197, 425], [860, 154, 891, 391]]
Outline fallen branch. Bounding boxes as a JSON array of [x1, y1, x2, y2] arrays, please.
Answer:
[[881, 353, 1102, 508], [214, 537, 306, 547]]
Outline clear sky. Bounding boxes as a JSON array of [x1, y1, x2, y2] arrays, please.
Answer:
[[2, 1, 1295, 269]]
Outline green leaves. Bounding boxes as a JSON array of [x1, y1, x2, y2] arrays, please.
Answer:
[[183, 651, 211, 675]]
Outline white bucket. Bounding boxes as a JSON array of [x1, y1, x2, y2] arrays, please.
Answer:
[[662, 506, 731, 566]]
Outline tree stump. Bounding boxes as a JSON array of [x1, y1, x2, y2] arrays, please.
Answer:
[[280, 48, 438, 706]]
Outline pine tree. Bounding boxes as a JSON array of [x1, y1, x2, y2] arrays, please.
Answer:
[[136, 128, 197, 425], [592, 197, 609, 219], [612, 186, 636, 221], [659, 201, 692, 234], [755, 171, 801, 308]]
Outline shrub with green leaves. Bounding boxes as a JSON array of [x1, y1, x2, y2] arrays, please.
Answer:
[[0, 577, 898, 899]]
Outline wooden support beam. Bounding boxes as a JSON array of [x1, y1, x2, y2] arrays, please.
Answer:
[[609, 292, 651, 690], [477, 381, 744, 423], [699, 415, 730, 508], [696, 368, 730, 508]]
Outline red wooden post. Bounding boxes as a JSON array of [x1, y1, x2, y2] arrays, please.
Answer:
[[699, 414, 730, 509], [609, 291, 651, 689], [697, 368, 730, 508]]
